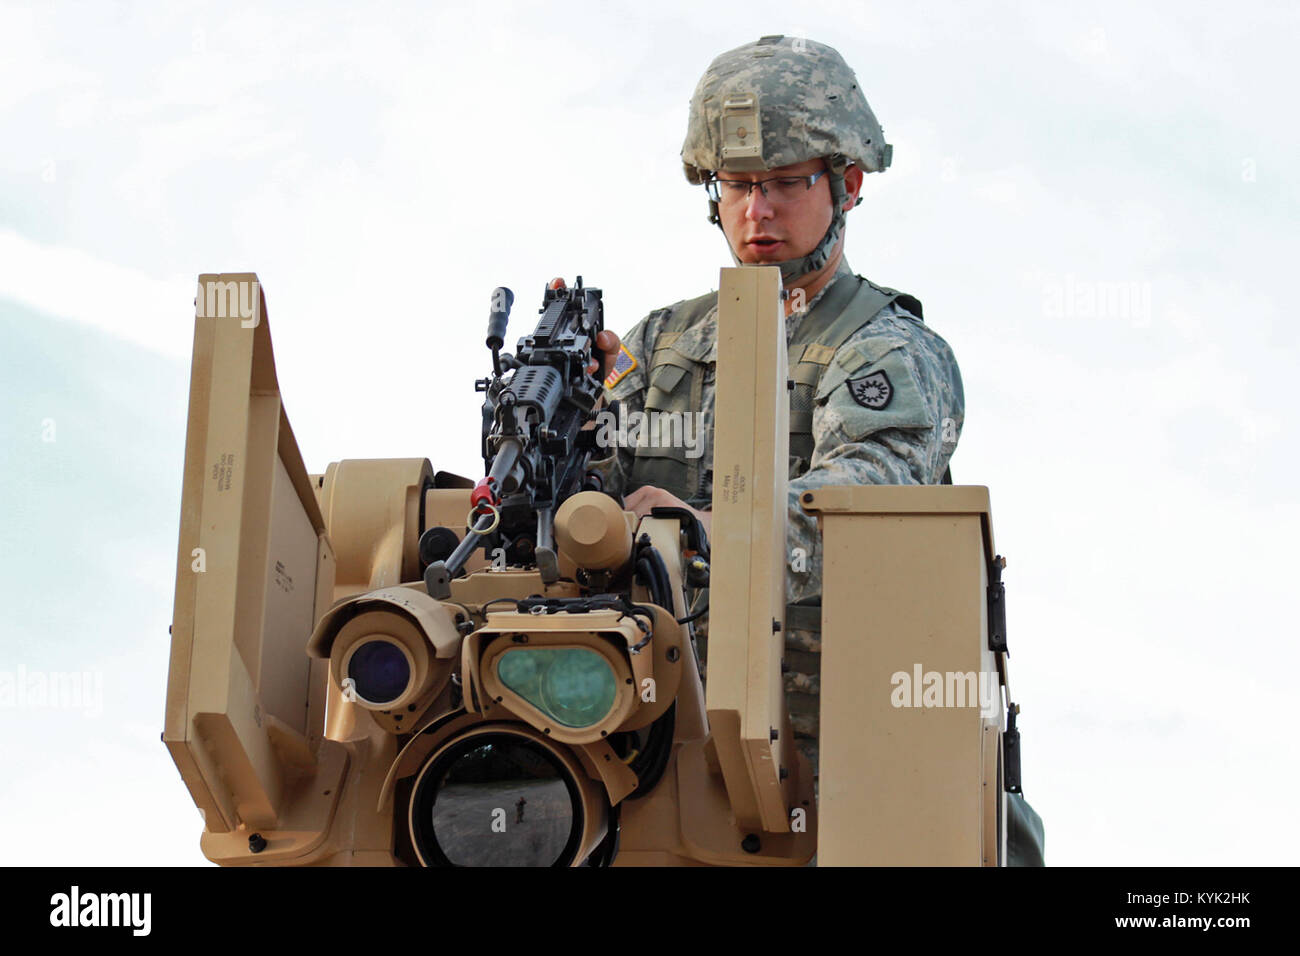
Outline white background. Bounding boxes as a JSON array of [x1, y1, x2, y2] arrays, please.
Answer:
[[1, 0, 1296, 865]]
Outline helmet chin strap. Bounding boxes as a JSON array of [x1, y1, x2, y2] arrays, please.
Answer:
[[708, 169, 851, 283]]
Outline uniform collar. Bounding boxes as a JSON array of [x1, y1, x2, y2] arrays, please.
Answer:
[[786, 257, 854, 343], [669, 259, 856, 366]]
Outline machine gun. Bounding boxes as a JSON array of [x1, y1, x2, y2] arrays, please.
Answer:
[[423, 277, 608, 598]]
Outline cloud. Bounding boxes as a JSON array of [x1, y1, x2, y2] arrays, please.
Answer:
[[0, 229, 194, 358]]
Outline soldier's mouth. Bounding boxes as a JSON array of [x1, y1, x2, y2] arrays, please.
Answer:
[[747, 238, 784, 254]]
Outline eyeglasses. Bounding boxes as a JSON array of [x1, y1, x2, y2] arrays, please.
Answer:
[[705, 170, 828, 205]]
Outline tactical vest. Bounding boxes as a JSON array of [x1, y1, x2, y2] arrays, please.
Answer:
[[627, 273, 923, 507], [626, 275, 926, 761]]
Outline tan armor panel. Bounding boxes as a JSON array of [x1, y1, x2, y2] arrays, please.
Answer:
[[704, 266, 794, 832], [164, 274, 345, 843], [802, 485, 1006, 865]]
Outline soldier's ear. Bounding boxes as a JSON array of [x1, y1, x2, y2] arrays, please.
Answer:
[[842, 164, 864, 211]]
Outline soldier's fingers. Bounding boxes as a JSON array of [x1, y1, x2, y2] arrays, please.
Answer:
[[588, 331, 621, 377], [623, 486, 653, 517], [597, 330, 621, 379], [624, 485, 688, 520]]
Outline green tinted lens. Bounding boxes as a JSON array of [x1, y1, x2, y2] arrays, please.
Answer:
[[498, 647, 617, 728]]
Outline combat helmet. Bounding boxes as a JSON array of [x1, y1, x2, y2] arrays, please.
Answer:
[[682, 35, 892, 281]]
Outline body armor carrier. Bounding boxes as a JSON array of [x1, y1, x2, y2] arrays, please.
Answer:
[[626, 273, 923, 505]]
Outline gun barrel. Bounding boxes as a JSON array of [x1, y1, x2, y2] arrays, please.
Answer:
[[487, 437, 524, 494]]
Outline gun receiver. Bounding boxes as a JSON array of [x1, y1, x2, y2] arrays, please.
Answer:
[[425, 277, 607, 598]]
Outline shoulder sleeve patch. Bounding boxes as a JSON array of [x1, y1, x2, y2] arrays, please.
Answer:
[[814, 334, 909, 401], [816, 346, 935, 444], [605, 344, 638, 389], [847, 369, 893, 409]]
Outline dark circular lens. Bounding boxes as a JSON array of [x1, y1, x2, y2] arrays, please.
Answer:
[[347, 640, 410, 704], [410, 733, 582, 867]]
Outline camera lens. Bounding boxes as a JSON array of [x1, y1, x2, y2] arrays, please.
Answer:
[[497, 647, 617, 728], [347, 640, 410, 705], [410, 732, 582, 866]]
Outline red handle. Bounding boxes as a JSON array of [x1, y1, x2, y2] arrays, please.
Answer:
[[471, 477, 498, 511]]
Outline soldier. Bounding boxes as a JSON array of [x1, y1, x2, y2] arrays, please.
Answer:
[[591, 35, 1044, 865]]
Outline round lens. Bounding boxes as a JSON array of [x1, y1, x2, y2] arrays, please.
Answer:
[[411, 735, 580, 867], [498, 648, 617, 728], [347, 640, 410, 704]]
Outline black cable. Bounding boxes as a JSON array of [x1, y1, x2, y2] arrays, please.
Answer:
[[628, 703, 676, 799], [633, 556, 664, 606], [676, 601, 709, 625], [585, 800, 621, 867], [645, 549, 672, 608], [512, 595, 656, 652], [633, 541, 674, 610]]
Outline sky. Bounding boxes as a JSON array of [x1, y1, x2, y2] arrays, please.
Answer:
[[1, 0, 1297, 867]]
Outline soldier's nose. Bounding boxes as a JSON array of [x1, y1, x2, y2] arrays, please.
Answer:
[[745, 187, 775, 221]]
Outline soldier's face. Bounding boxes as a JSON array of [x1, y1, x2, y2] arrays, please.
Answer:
[[715, 158, 858, 265]]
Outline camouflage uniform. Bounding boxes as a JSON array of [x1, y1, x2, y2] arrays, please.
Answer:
[[589, 258, 965, 772]]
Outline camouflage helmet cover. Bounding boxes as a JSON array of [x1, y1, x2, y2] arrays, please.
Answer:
[[681, 35, 892, 183]]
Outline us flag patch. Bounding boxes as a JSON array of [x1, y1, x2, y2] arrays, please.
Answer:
[[604, 344, 638, 388]]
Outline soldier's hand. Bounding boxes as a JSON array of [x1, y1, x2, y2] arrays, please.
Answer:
[[623, 486, 712, 540], [586, 330, 621, 383], [580, 330, 622, 427]]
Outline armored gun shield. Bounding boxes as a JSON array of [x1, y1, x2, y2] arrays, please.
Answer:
[[165, 274, 345, 859], [803, 485, 1009, 866]]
